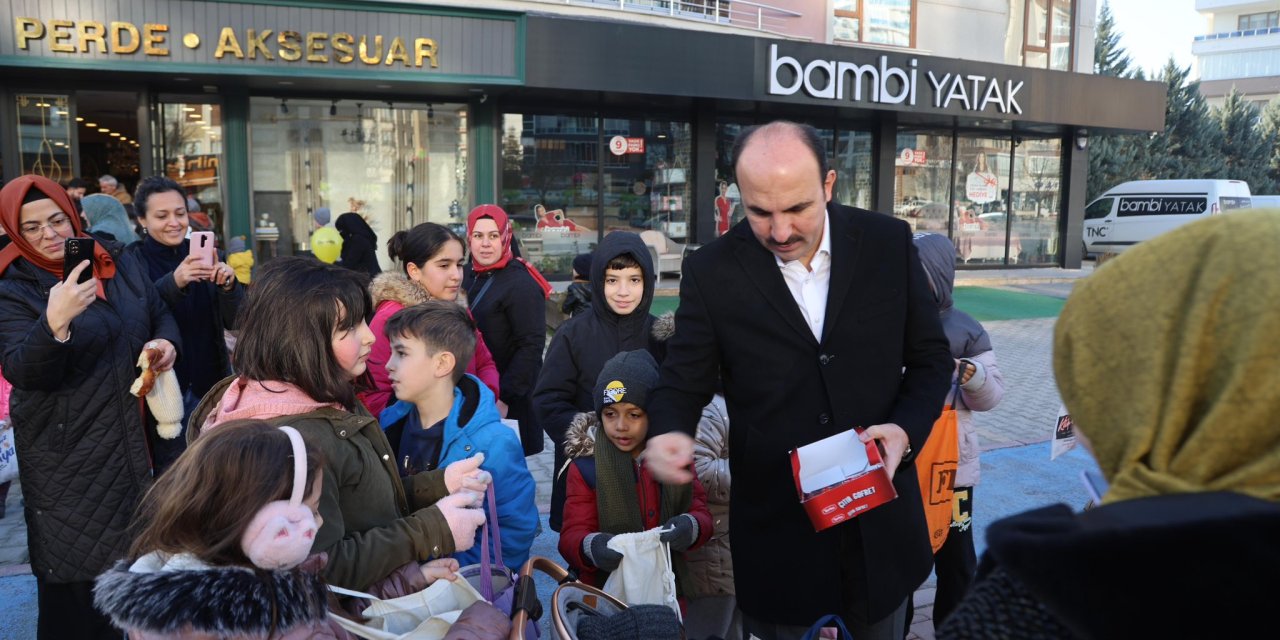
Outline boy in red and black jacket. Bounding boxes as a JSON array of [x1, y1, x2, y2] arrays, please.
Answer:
[[558, 350, 713, 589]]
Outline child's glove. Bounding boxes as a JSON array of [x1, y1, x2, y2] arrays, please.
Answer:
[[658, 514, 700, 552], [420, 557, 460, 585], [435, 490, 486, 552], [444, 453, 491, 494], [583, 533, 623, 572]]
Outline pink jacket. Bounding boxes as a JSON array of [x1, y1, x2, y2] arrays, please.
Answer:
[[361, 274, 501, 419]]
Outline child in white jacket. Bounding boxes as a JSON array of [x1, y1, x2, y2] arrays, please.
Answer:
[[913, 233, 1006, 629]]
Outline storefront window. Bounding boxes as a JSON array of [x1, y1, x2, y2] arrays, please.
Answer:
[[500, 113, 692, 276], [712, 121, 747, 238], [1011, 138, 1062, 264], [953, 136, 1013, 264], [16, 94, 73, 183], [834, 130, 874, 210], [500, 113, 599, 276], [158, 103, 225, 236], [249, 99, 468, 268], [893, 131, 954, 233]]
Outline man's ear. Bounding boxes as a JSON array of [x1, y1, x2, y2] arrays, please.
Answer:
[[823, 169, 837, 202]]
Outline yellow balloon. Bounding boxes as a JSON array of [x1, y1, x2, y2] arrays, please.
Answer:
[[311, 226, 343, 264]]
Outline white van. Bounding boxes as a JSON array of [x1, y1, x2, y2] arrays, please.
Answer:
[[1250, 195, 1280, 208], [1083, 180, 1252, 254]]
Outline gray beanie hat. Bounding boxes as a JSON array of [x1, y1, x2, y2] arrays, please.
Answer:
[[593, 350, 659, 415], [313, 207, 331, 225]]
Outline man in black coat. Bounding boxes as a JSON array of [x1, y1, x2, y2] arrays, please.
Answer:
[[645, 121, 953, 639]]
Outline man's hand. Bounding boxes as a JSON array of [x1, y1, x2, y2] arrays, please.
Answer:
[[642, 432, 695, 484], [859, 423, 910, 481]]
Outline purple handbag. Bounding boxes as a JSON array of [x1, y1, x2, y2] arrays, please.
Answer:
[[457, 483, 539, 637]]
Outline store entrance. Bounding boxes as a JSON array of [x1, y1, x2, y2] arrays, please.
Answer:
[[74, 91, 143, 197]]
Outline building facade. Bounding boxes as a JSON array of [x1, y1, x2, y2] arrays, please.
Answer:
[[1, 0, 1163, 274], [1192, 0, 1280, 109]]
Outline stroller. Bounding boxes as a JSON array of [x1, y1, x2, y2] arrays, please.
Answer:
[[509, 556, 681, 640]]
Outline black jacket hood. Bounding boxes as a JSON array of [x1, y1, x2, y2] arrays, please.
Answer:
[[589, 231, 656, 328]]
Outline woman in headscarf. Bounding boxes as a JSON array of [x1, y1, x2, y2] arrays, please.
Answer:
[[0, 175, 180, 639], [336, 211, 382, 276], [463, 204, 552, 456], [938, 209, 1280, 640], [80, 193, 139, 245]]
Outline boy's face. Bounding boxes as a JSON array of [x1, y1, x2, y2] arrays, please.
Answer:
[[601, 401, 648, 455], [603, 266, 644, 316], [386, 334, 450, 402]]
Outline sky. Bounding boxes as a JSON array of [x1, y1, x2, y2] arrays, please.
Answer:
[[1104, 0, 1203, 77]]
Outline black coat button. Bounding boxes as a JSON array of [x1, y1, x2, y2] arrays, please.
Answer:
[[818, 413, 831, 425]]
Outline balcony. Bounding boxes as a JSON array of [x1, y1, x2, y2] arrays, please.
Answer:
[[555, 0, 804, 37], [1195, 0, 1276, 11]]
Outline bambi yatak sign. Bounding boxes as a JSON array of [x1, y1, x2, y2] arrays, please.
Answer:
[[767, 44, 1025, 115]]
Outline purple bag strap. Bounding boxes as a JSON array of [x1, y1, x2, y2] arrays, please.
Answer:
[[478, 481, 504, 601]]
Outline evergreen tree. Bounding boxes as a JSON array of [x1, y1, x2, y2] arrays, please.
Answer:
[[1214, 89, 1274, 192], [1094, 2, 1132, 77], [1257, 98, 1280, 192], [1087, 1, 1145, 199], [1144, 59, 1224, 180]]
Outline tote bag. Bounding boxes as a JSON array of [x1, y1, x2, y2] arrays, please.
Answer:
[[601, 528, 680, 619], [457, 483, 538, 638], [328, 575, 487, 640], [916, 382, 960, 553]]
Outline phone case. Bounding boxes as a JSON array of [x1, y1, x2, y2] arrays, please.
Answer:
[[63, 238, 95, 284], [190, 231, 217, 268]]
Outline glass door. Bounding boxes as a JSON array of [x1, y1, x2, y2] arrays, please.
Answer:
[[154, 97, 226, 238]]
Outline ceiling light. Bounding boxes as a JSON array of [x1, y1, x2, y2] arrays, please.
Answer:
[[110, 132, 121, 137], [98, 128, 110, 133], [85, 122, 97, 127], [184, 106, 196, 112], [75, 117, 84, 122]]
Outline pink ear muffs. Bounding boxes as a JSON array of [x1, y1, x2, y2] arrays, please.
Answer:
[[240, 426, 319, 570]]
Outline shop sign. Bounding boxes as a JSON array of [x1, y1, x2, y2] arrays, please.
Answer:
[[608, 136, 645, 156], [965, 172, 1000, 203], [1, 1, 519, 80], [767, 44, 1024, 115], [899, 148, 927, 166]]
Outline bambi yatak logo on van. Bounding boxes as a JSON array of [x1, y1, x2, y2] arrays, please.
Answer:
[[1117, 197, 1206, 215], [767, 44, 1024, 114]]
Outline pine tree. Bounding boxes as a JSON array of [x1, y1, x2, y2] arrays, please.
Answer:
[[1214, 90, 1274, 192], [1257, 98, 1280, 192], [1087, 1, 1145, 199], [1144, 59, 1224, 180]]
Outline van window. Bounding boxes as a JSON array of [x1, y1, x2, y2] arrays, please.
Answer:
[[1084, 198, 1114, 220], [1115, 196, 1207, 217], [1220, 196, 1252, 210]]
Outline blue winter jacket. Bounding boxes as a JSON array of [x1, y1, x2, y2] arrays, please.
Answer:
[[382, 375, 538, 571]]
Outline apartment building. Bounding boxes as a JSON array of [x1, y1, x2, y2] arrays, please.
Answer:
[[1192, 0, 1280, 108]]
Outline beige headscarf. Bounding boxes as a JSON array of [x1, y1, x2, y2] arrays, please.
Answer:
[[1054, 209, 1280, 504]]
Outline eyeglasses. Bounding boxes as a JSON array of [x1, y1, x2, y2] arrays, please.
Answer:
[[20, 213, 72, 240]]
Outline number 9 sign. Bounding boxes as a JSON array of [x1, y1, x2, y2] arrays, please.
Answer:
[[609, 135, 627, 156]]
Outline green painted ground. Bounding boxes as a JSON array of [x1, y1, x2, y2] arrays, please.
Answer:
[[647, 286, 1063, 322]]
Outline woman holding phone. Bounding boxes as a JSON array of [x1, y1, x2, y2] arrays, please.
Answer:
[[123, 176, 243, 468], [0, 175, 180, 639]]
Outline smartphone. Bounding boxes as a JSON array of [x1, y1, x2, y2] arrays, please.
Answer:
[[62, 237, 96, 284], [189, 231, 217, 268]]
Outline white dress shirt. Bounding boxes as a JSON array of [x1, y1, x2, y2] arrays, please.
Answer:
[[776, 211, 832, 341]]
